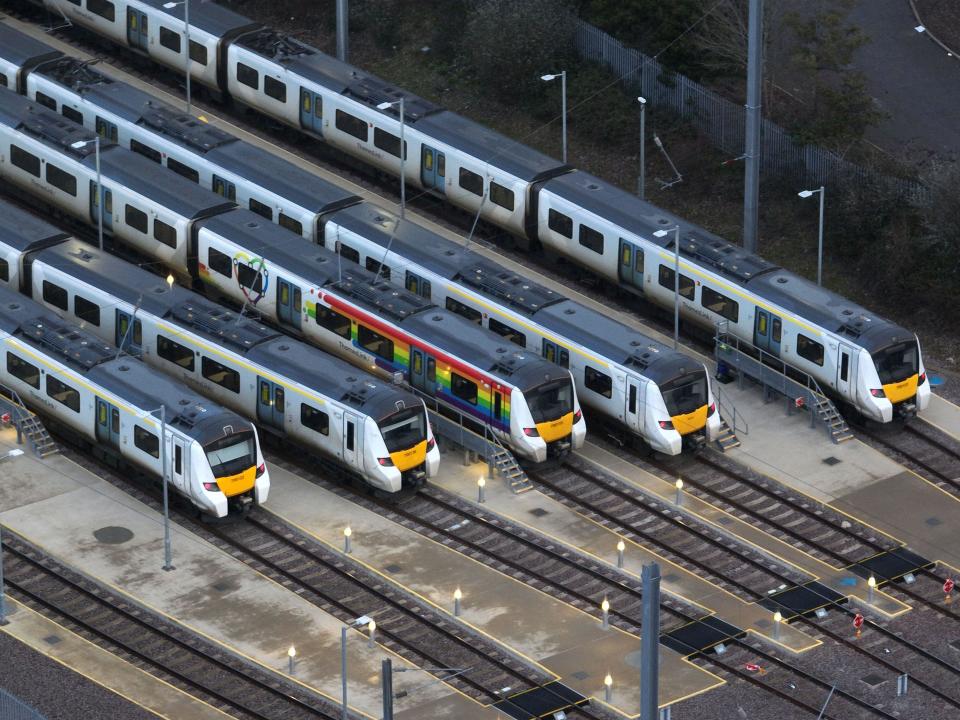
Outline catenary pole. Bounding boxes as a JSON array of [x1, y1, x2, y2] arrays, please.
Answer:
[[336, 0, 348, 62], [743, 0, 763, 253], [640, 562, 661, 720]]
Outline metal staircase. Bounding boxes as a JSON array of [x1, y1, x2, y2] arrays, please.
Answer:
[[813, 396, 854, 443], [713, 384, 744, 453], [487, 433, 532, 494], [0, 387, 59, 458]]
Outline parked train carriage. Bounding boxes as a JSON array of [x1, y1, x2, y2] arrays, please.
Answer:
[[25, 239, 440, 492], [324, 203, 719, 454], [537, 172, 931, 421], [0, 88, 234, 275], [41, 0, 258, 94], [193, 212, 585, 461], [0, 21, 60, 91], [0, 199, 71, 289], [0, 283, 268, 516]]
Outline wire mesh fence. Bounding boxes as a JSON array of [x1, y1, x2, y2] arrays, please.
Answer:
[[0, 688, 48, 720], [574, 20, 930, 205]]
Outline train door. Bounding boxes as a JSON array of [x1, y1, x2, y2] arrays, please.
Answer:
[[95, 399, 120, 450], [89, 183, 113, 231], [169, 435, 186, 493], [754, 309, 782, 358], [115, 310, 142, 357], [420, 145, 445, 193], [410, 348, 436, 395], [541, 339, 570, 368], [277, 278, 301, 331], [617, 239, 644, 291], [95, 116, 119, 143], [299, 89, 323, 136], [127, 8, 149, 51], [342, 412, 360, 468], [405, 271, 432, 299], [625, 376, 642, 432], [212, 175, 236, 202], [837, 343, 855, 397], [256, 378, 286, 432]]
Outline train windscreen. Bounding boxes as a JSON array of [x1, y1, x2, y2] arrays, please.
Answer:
[[660, 371, 708, 416], [872, 340, 918, 385], [528, 379, 574, 424], [205, 430, 256, 478], [381, 406, 427, 452]]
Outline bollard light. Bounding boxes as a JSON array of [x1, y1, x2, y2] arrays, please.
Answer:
[[344, 525, 353, 554], [601, 598, 610, 630], [166, 274, 175, 289], [604, 673, 613, 703], [773, 610, 782, 641], [288, 645, 296, 674], [478, 475, 486, 504], [675, 477, 684, 505], [368, 619, 377, 648], [867, 575, 876, 604], [616, 539, 625, 569], [454, 587, 462, 617]]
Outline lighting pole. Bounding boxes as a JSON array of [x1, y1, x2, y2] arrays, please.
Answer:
[[541, 71, 567, 163], [798, 186, 825, 286], [341, 625, 348, 720], [654, 226, 682, 349], [637, 97, 646, 200], [0, 523, 7, 626], [376, 99, 406, 219], [156, 404, 174, 571], [163, 0, 192, 116], [72, 138, 103, 251]]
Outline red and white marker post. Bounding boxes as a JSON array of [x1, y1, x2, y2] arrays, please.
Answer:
[[944, 577, 955, 604], [853, 612, 864, 638], [744, 662, 766, 675]]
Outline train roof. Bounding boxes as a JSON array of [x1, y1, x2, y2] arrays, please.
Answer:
[[0, 87, 112, 158], [0, 22, 62, 68], [138, 0, 259, 38], [233, 29, 439, 121], [0, 199, 71, 253], [414, 111, 570, 182]]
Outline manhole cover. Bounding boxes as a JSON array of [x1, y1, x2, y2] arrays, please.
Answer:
[[43, 635, 61, 645], [570, 671, 589, 681], [528, 508, 549, 518], [212, 580, 233, 593], [822, 456, 841, 466], [385, 564, 402, 574], [925, 517, 942, 527], [662, 573, 680, 583], [93, 526, 134, 544], [861, 673, 885, 687], [715, 515, 733, 525]]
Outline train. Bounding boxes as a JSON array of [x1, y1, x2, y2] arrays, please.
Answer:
[[0, 88, 584, 461], [0, 23, 720, 454], [0, 209, 440, 493], [0, 219, 269, 517], [21, 0, 930, 423]]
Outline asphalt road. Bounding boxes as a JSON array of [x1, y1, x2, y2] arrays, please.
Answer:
[[850, 0, 960, 166]]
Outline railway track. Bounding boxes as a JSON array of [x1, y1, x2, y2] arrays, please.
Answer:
[[857, 419, 960, 497], [1, 530, 338, 720]]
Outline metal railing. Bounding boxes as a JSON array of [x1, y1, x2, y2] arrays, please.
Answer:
[[0, 689, 48, 720], [714, 383, 748, 437], [0, 385, 38, 454], [574, 20, 930, 205]]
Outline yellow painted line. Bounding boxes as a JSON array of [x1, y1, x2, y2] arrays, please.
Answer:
[[921, 415, 960, 443], [0, 599, 235, 720]]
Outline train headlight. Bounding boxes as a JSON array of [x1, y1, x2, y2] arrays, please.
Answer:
[[918, 372, 926, 386], [658, 420, 674, 430], [426, 437, 436, 451], [573, 409, 582, 424], [523, 427, 540, 437], [377, 457, 395, 467], [869, 388, 886, 398], [203, 481, 219, 492], [256, 463, 266, 478], [707, 402, 716, 418]]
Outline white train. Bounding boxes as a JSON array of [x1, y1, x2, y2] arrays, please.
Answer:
[[0, 25, 718, 453], [0, 264, 268, 517], [21, 1, 929, 423]]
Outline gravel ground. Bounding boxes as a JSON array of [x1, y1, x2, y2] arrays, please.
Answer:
[[0, 632, 161, 720], [914, 0, 960, 51]]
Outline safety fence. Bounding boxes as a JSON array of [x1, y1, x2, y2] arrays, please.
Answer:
[[574, 20, 930, 205], [0, 689, 48, 720]]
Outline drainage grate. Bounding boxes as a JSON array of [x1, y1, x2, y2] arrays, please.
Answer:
[[385, 564, 402, 574], [662, 573, 680, 583], [570, 671, 589, 681], [93, 526, 134, 544], [212, 580, 233, 593], [43, 635, 62, 645], [822, 456, 841, 466], [528, 508, 549, 518], [715, 515, 733, 525], [925, 517, 943, 527], [861, 673, 885, 687]]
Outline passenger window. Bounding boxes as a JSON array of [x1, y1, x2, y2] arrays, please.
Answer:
[[249, 197, 273, 220], [337, 243, 360, 264], [46, 163, 77, 197], [175, 445, 182, 474], [315, 304, 351, 338], [87, 0, 115, 21], [134, 426, 160, 457], [365, 257, 390, 280], [301, 404, 329, 435], [451, 373, 478, 405], [797, 334, 825, 366], [153, 219, 177, 249], [584, 366, 612, 398], [840, 353, 849, 382], [548, 209, 573, 239], [201, 356, 240, 393], [373, 128, 405, 159], [36, 91, 57, 110], [358, 325, 394, 361], [579, 224, 604, 254], [628, 384, 637, 413], [125, 205, 148, 233], [278, 212, 303, 236], [335, 110, 368, 142], [167, 157, 199, 183], [95, 116, 118, 142], [489, 182, 515, 211], [0, 258, 8, 282], [445, 296, 481, 324], [772, 318, 782, 343], [189, 41, 207, 65], [237, 63, 259, 89], [701, 286, 739, 323], [11, 145, 41, 177], [7, 353, 40, 389], [158, 334, 195, 371], [265, 76, 287, 102], [757, 313, 767, 334], [346, 421, 355, 451], [458, 168, 483, 196], [489, 317, 525, 346], [46, 376, 80, 412], [75, 295, 101, 327], [208, 247, 232, 277], [42, 280, 68, 311], [657, 265, 695, 300], [131, 139, 162, 163], [159, 26, 181, 53], [236, 262, 264, 294], [427, 358, 436, 382]]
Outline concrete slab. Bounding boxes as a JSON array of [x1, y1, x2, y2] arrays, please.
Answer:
[[1, 598, 231, 720], [266, 464, 724, 716], [922, 394, 960, 440], [0, 431, 494, 720]]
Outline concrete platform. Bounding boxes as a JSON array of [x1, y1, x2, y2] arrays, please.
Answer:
[[722, 383, 960, 574], [0, 429, 496, 720], [266, 464, 724, 716], [2, 597, 230, 720], [922, 393, 960, 440]]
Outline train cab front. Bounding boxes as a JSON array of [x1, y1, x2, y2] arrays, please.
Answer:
[[657, 369, 718, 453], [197, 426, 269, 518], [868, 338, 929, 422], [376, 405, 437, 493], [514, 373, 585, 462]]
